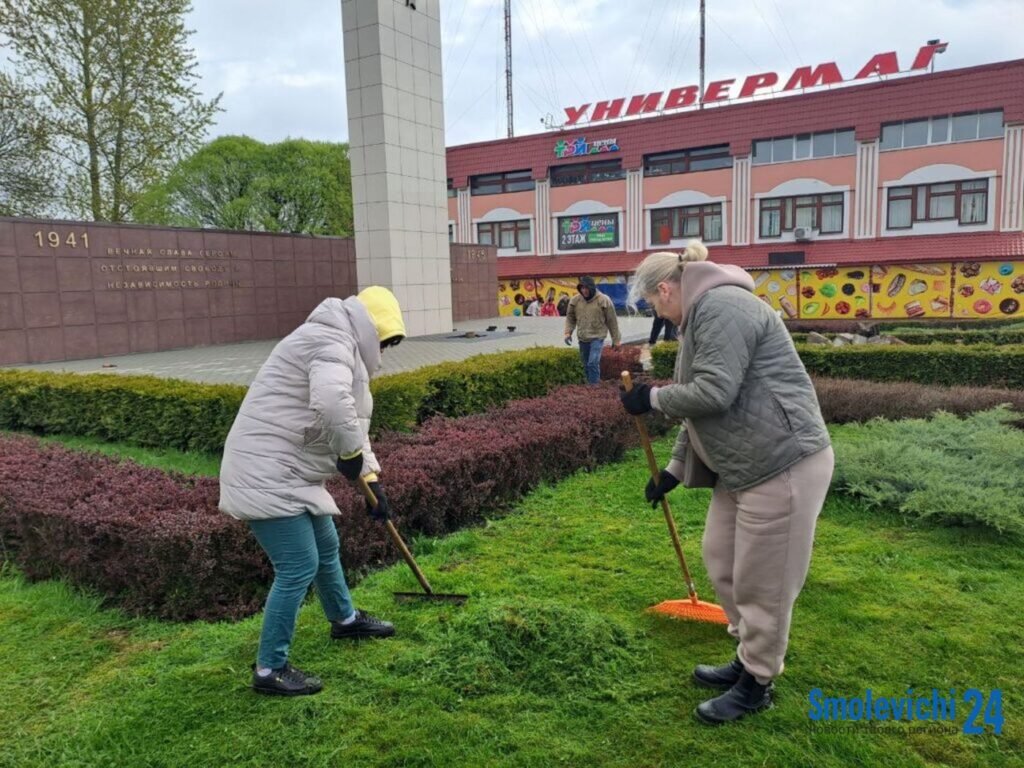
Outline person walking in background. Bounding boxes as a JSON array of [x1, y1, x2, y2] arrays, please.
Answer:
[[618, 240, 833, 724], [648, 313, 677, 344], [556, 292, 570, 317], [564, 275, 621, 385], [219, 287, 406, 697], [525, 295, 542, 317]]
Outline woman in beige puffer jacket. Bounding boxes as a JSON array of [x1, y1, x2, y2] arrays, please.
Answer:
[[220, 287, 406, 697]]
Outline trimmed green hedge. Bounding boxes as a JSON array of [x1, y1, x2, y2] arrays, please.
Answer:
[[798, 344, 1024, 388], [0, 348, 584, 453], [791, 329, 1024, 346], [650, 342, 679, 380], [0, 373, 245, 454], [650, 340, 1024, 388], [876, 318, 1024, 332]]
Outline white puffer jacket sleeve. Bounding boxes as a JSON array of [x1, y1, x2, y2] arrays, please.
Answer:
[[308, 347, 364, 459]]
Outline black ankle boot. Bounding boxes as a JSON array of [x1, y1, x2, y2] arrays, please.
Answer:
[[692, 656, 744, 690], [695, 669, 773, 724]]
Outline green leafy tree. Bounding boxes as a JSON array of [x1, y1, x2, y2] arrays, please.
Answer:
[[0, 0, 221, 221], [0, 72, 55, 216], [135, 136, 354, 236]]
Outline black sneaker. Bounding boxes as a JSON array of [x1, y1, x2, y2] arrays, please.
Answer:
[[330, 609, 396, 640], [251, 663, 323, 697]]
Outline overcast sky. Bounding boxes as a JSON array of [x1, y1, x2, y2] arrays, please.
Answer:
[[190, 0, 1024, 148]]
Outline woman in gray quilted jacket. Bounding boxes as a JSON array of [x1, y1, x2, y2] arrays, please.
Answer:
[[618, 241, 834, 724]]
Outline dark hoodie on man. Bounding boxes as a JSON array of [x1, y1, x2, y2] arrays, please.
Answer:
[[565, 275, 621, 344]]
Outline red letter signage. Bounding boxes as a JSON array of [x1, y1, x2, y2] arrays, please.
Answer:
[[910, 41, 948, 71], [738, 72, 779, 98], [591, 98, 626, 122], [558, 44, 951, 127], [663, 85, 699, 110], [564, 104, 591, 126], [783, 62, 843, 91], [855, 51, 900, 80], [703, 79, 735, 103], [625, 92, 663, 117]]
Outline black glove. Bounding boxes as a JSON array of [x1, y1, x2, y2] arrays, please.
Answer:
[[619, 382, 653, 415], [365, 480, 391, 521], [645, 470, 680, 509], [336, 452, 364, 481]]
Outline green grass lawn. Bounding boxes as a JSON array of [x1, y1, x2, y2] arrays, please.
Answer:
[[1, 434, 1020, 767]]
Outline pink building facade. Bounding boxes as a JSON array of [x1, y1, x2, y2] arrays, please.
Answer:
[[445, 57, 1024, 320]]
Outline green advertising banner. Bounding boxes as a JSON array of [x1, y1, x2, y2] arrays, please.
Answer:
[[557, 214, 619, 250]]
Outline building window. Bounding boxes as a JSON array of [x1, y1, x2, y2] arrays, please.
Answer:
[[549, 159, 625, 187], [448, 223, 454, 243], [650, 204, 723, 244], [447, 179, 456, 198], [477, 219, 531, 251], [643, 145, 732, 177], [880, 110, 1003, 151], [470, 169, 535, 195], [887, 179, 988, 229], [759, 193, 844, 237], [752, 129, 855, 165]]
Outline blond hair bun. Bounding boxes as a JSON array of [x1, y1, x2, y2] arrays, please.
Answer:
[[682, 240, 708, 263]]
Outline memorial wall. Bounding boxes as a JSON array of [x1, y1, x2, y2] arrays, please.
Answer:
[[0, 217, 357, 365]]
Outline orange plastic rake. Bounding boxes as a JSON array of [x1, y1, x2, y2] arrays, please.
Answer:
[[622, 372, 729, 625]]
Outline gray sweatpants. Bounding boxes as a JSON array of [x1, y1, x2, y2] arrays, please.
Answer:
[[701, 446, 834, 684]]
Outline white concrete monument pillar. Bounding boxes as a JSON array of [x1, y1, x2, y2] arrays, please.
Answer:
[[341, 0, 451, 335]]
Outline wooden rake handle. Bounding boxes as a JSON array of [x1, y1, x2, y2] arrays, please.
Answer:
[[358, 476, 434, 595], [621, 371, 699, 602]]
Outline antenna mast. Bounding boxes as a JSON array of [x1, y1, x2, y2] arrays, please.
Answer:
[[699, 0, 706, 109], [505, 0, 514, 137]]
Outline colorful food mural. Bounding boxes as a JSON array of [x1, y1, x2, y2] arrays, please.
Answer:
[[497, 260, 1024, 320], [750, 269, 799, 318], [952, 261, 1024, 319], [797, 266, 872, 320], [871, 263, 952, 319], [497, 275, 627, 317]]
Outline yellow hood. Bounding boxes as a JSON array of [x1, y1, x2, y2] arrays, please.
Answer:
[[356, 286, 406, 343]]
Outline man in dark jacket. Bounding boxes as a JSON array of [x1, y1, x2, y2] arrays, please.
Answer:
[[564, 276, 621, 384]]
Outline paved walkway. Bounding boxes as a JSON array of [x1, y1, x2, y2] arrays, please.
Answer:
[[10, 315, 656, 385]]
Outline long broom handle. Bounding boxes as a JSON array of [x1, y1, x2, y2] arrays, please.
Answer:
[[358, 476, 435, 595], [622, 371, 699, 602]]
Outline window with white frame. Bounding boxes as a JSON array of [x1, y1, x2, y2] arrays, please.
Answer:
[[650, 204, 723, 244], [887, 179, 988, 229], [477, 219, 531, 251], [759, 193, 844, 237], [752, 129, 855, 165], [880, 110, 1003, 151]]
